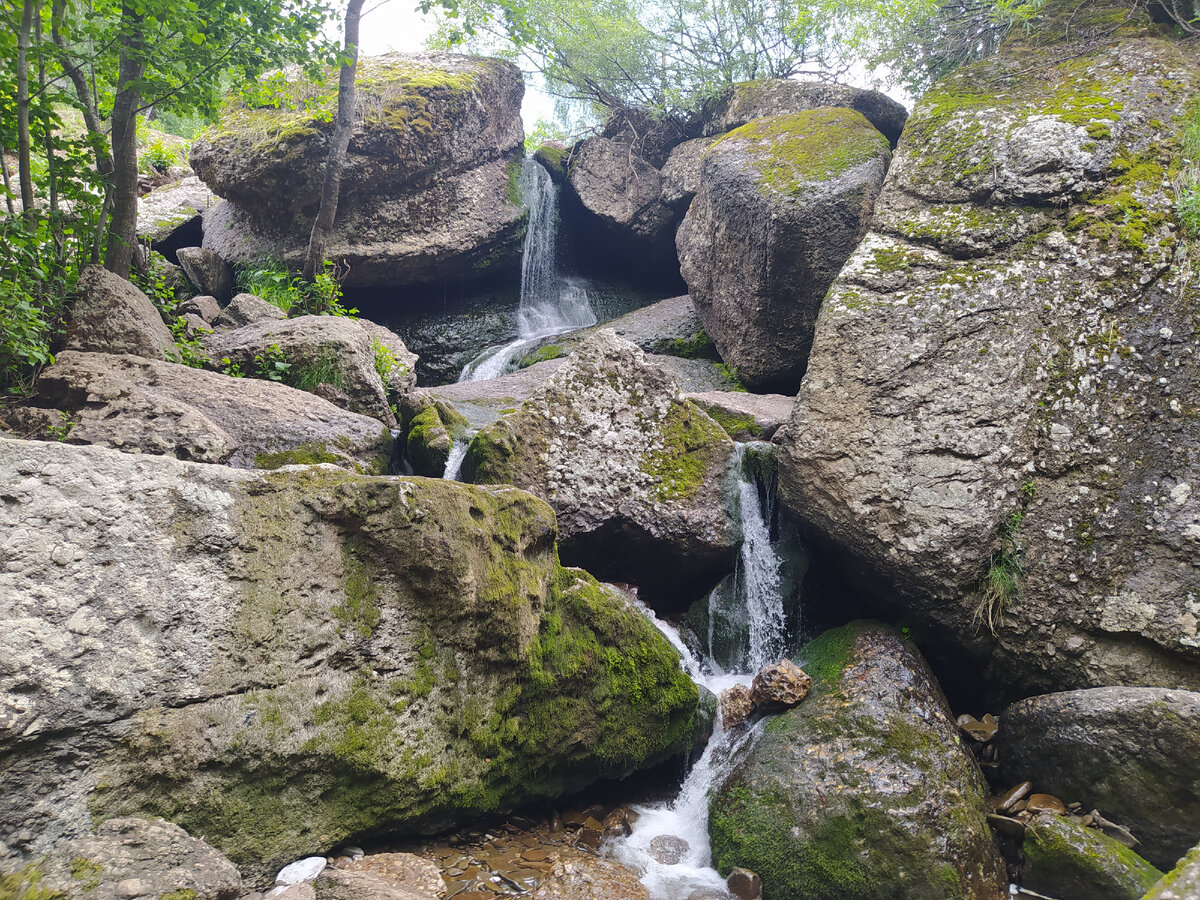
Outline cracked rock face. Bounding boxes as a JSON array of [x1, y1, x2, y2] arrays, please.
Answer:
[[775, 3, 1200, 694], [462, 330, 737, 610], [0, 439, 697, 883]]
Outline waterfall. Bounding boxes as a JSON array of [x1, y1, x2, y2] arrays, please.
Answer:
[[457, 158, 595, 383], [735, 443, 788, 672], [607, 447, 792, 899]]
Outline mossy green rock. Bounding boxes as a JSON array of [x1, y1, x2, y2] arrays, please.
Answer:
[[0, 439, 697, 885], [1022, 813, 1162, 900], [1143, 840, 1200, 900], [191, 52, 528, 288], [462, 330, 737, 609], [677, 108, 891, 392], [709, 621, 1006, 900], [775, 0, 1200, 694]]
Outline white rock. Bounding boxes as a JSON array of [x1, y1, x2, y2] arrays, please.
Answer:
[[275, 856, 327, 885]]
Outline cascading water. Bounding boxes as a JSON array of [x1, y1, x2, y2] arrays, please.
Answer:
[[440, 158, 597, 479], [456, 159, 596, 384], [609, 444, 793, 899]]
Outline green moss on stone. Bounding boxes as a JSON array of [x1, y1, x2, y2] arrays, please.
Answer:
[[0, 867, 64, 900], [705, 407, 762, 440], [333, 545, 381, 638], [69, 858, 102, 892], [716, 109, 891, 194], [517, 344, 566, 368], [254, 442, 340, 470], [1022, 814, 1163, 899], [159, 891, 197, 900], [641, 401, 730, 501], [657, 330, 718, 360]]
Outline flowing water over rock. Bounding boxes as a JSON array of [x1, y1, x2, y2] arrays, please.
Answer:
[[606, 447, 792, 899], [458, 159, 596, 383], [442, 158, 598, 478]]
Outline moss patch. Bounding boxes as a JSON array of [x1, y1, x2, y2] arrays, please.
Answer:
[[641, 400, 731, 501], [1022, 814, 1163, 899], [717, 108, 890, 194], [254, 442, 341, 470]]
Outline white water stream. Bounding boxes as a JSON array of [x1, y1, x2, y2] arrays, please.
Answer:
[[456, 159, 596, 384], [442, 158, 597, 480], [607, 446, 790, 899]]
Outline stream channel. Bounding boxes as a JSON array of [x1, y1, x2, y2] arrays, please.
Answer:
[[414, 158, 800, 899]]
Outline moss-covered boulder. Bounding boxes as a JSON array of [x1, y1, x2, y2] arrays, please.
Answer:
[[462, 330, 737, 610], [1021, 813, 1163, 900], [709, 621, 1007, 900], [700, 79, 909, 146], [0, 438, 698, 884], [775, 1, 1200, 695], [677, 108, 891, 392], [191, 52, 527, 288], [999, 687, 1200, 870], [1144, 840, 1200, 900], [402, 397, 469, 476]]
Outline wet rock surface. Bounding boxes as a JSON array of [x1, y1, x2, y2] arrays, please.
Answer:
[[192, 53, 526, 288], [35, 350, 392, 472], [710, 621, 1007, 900], [1144, 840, 1200, 900], [678, 108, 891, 392], [748, 659, 812, 710], [462, 331, 737, 609], [998, 687, 1200, 869], [1020, 813, 1162, 900], [0, 439, 697, 881]]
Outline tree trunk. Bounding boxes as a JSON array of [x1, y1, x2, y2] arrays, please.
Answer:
[[302, 0, 367, 281], [16, 0, 41, 212], [104, 1, 146, 278], [52, 0, 115, 263]]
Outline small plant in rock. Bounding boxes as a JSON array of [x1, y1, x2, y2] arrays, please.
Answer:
[[254, 343, 292, 382], [134, 257, 208, 369], [974, 509, 1025, 635], [235, 259, 356, 317], [46, 411, 75, 442], [288, 348, 343, 393], [220, 356, 244, 378], [371, 337, 405, 385]]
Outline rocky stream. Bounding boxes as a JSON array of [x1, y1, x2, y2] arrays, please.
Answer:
[[3, 2, 1200, 900]]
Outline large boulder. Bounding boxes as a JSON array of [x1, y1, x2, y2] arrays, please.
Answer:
[[64, 265, 175, 360], [31, 818, 243, 900], [0, 438, 699, 882], [774, 2, 1200, 694], [203, 315, 417, 423], [562, 137, 679, 284], [998, 687, 1200, 870], [462, 331, 737, 610], [192, 53, 527, 288], [677, 109, 891, 392], [36, 350, 392, 472], [709, 621, 1007, 900], [700, 79, 909, 146]]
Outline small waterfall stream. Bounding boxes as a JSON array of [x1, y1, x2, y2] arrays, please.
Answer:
[[608, 444, 792, 899], [457, 159, 596, 384], [441, 158, 597, 480]]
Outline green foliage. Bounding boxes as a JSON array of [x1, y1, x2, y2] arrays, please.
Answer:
[[253, 343, 292, 382], [287, 348, 343, 393], [975, 509, 1024, 635], [133, 257, 210, 369], [371, 337, 407, 385], [235, 259, 356, 317], [1177, 100, 1200, 241]]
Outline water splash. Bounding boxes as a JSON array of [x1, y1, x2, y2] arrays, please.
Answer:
[[458, 159, 595, 383], [606, 447, 792, 899]]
